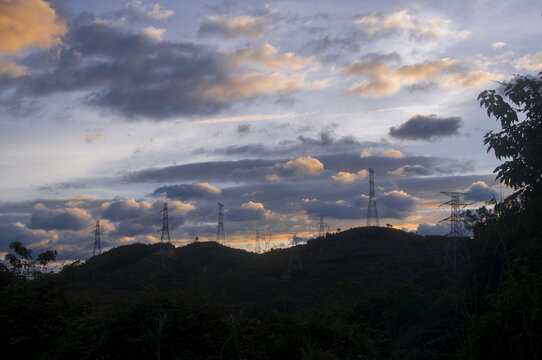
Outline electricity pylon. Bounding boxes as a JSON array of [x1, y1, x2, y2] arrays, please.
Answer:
[[264, 234, 272, 252], [93, 220, 101, 256], [160, 202, 170, 246], [254, 229, 263, 253], [366, 168, 379, 227], [439, 192, 470, 272], [317, 215, 329, 238], [216, 202, 226, 244]]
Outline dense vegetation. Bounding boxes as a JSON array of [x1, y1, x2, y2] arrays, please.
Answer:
[[1, 74, 541, 359]]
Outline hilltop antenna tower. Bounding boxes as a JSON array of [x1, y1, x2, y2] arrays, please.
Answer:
[[366, 168, 379, 227], [93, 220, 101, 256], [216, 202, 226, 245], [287, 234, 303, 274], [439, 192, 470, 272], [317, 215, 329, 238], [160, 202, 171, 245]]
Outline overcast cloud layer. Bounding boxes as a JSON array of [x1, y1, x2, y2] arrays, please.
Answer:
[[0, 0, 537, 260]]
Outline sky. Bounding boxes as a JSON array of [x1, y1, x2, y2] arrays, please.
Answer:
[[0, 0, 540, 260]]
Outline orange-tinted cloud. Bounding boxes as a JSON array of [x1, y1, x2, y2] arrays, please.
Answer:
[[198, 13, 273, 39], [382, 149, 405, 158], [268, 156, 325, 181], [332, 169, 369, 184], [355, 9, 469, 40], [514, 51, 542, 71], [0, 0, 67, 54], [229, 44, 315, 70], [200, 73, 307, 102], [0, 56, 26, 76], [341, 58, 499, 98]]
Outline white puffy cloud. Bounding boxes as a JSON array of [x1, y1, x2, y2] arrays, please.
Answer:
[[463, 181, 499, 202], [360, 149, 372, 158], [491, 42, 506, 49], [388, 164, 431, 176], [147, 3, 173, 20], [227, 201, 271, 221], [382, 149, 405, 158], [268, 156, 325, 180], [332, 169, 369, 184], [142, 26, 166, 40]]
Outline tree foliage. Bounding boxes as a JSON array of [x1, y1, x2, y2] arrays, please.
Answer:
[[478, 72, 542, 196], [3, 241, 57, 276]]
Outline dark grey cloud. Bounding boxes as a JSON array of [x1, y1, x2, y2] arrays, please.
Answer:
[[464, 181, 499, 202], [124, 159, 276, 183], [37, 182, 87, 193], [111, 0, 173, 23], [361, 52, 402, 64], [378, 191, 418, 219], [416, 223, 449, 236], [237, 123, 251, 135], [101, 199, 148, 222], [3, 20, 241, 120], [0, 223, 43, 249], [200, 130, 383, 159], [299, 33, 362, 64], [388, 164, 433, 177], [405, 82, 438, 93], [152, 183, 220, 200], [125, 149, 474, 188], [226, 204, 267, 222], [300, 189, 417, 220], [389, 114, 462, 141], [302, 199, 365, 220], [28, 207, 91, 231]]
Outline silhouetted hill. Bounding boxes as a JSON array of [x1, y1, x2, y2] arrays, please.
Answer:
[[78, 227, 452, 312]]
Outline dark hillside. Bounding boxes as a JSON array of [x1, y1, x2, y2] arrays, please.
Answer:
[[79, 227, 453, 312]]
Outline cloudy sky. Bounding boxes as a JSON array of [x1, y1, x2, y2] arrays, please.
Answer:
[[0, 0, 540, 259]]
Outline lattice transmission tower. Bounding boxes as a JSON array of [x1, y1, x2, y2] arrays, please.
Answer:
[[366, 168, 379, 227], [93, 220, 101, 256], [216, 202, 226, 245], [264, 234, 272, 252], [160, 202, 171, 246], [317, 215, 329, 238], [439, 192, 470, 272]]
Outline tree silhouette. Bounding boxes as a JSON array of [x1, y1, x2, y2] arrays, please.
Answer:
[[3, 241, 57, 276], [478, 72, 542, 197]]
